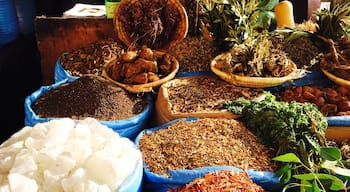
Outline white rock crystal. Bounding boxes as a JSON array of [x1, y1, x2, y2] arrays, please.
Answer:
[[0, 118, 141, 192]]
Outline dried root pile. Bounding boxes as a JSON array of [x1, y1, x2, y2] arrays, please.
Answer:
[[116, 0, 184, 50], [107, 45, 176, 84], [220, 37, 297, 77], [320, 37, 350, 80]]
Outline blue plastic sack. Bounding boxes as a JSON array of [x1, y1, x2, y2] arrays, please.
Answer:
[[175, 71, 214, 78], [24, 78, 153, 140], [135, 118, 280, 192], [118, 157, 143, 192], [54, 53, 79, 83]]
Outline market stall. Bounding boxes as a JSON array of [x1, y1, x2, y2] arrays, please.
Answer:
[[1, 0, 350, 191]]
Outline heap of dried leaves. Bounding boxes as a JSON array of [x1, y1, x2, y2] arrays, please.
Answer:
[[138, 118, 276, 177], [166, 76, 263, 113]]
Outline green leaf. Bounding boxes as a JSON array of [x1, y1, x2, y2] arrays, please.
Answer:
[[275, 164, 292, 184], [311, 180, 321, 192], [273, 153, 302, 163], [293, 173, 346, 191], [320, 147, 342, 161]]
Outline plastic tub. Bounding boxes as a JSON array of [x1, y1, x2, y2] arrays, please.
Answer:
[[0, 0, 19, 47], [14, 0, 36, 35]]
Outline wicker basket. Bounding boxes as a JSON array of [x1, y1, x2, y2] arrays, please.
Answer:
[[114, 0, 188, 51], [321, 68, 350, 87], [210, 52, 305, 88], [102, 51, 179, 93]]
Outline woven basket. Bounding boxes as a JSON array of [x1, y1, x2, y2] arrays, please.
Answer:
[[102, 51, 179, 93], [155, 76, 248, 125], [114, 0, 188, 51], [210, 52, 305, 88], [321, 68, 350, 87]]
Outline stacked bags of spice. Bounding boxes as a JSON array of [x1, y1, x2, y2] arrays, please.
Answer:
[[24, 75, 153, 140]]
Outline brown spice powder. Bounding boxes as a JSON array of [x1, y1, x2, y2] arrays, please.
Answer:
[[167, 36, 220, 72], [166, 76, 264, 113], [31, 75, 147, 121], [138, 118, 276, 177]]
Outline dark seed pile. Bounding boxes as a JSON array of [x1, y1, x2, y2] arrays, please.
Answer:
[[31, 76, 147, 121]]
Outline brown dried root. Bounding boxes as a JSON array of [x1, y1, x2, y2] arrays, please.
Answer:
[[319, 36, 350, 71]]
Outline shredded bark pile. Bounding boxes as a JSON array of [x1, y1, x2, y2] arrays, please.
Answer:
[[139, 118, 276, 177], [166, 76, 264, 113], [167, 36, 220, 72], [31, 76, 146, 121]]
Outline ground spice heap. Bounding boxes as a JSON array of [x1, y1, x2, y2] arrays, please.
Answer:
[[31, 75, 147, 121], [167, 36, 220, 72], [138, 118, 276, 177], [167, 76, 264, 113]]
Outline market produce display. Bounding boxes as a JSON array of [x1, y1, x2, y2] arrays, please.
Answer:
[[224, 92, 350, 191], [103, 45, 179, 93], [9, 0, 350, 191], [0, 118, 142, 192], [155, 75, 264, 124], [31, 75, 147, 121], [138, 118, 276, 177]]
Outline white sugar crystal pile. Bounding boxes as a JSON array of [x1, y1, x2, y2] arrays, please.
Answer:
[[0, 118, 141, 192]]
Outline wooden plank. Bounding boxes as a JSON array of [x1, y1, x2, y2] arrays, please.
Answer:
[[35, 16, 117, 85]]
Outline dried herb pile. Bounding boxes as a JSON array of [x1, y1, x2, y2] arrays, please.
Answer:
[[166, 76, 263, 113], [138, 118, 276, 177], [167, 36, 220, 72], [31, 76, 146, 121]]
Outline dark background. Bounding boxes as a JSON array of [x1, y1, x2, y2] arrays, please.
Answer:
[[0, 0, 104, 143]]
